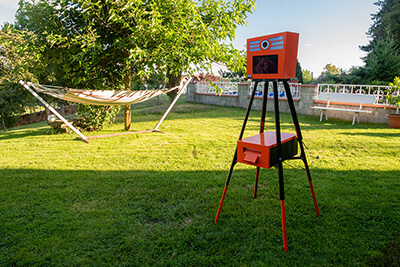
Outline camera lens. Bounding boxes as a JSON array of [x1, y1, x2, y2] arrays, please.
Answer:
[[261, 40, 269, 50]]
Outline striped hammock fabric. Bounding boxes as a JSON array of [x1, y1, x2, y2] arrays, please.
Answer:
[[29, 83, 181, 106]]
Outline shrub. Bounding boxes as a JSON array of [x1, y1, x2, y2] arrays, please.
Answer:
[[74, 104, 121, 131]]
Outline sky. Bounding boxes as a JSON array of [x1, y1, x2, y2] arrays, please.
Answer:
[[0, 0, 379, 77]]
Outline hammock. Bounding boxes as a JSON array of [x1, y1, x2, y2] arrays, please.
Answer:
[[29, 83, 182, 106], [19, 77, 192, 143]]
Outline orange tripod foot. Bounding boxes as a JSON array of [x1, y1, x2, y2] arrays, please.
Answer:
[[281, 200, 288, 251], [308, 180, 321, 217], [215, 185, 228, 223]]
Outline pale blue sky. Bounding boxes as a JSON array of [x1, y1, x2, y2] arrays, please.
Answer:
[[0, 0, 378, 76]]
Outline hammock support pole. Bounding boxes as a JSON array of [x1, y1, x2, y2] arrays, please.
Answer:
[[19, 80, 90, 143], [153, 77, 192, 131]]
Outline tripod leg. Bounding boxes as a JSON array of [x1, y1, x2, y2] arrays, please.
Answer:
[[259, 81, 269, 133], [283, 81, 320, 217], [278, 161, 287, 251], [215, 151, 237, 223], [254, 81, 269, 199], [254, 167, 260, 199], [273, 81, 288, 251], [303, 159, 321, 217], [215, 81, 259, 223]]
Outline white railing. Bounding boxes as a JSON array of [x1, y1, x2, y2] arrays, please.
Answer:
[[249, 82, 301, 100], [195, 82, 400, 104], [195, 81, 239, 96], [195, 81, 301, 99], [316, 83, 399, 104]]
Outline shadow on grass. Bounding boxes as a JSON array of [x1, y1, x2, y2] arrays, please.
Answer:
[[0, 123, 51, 142], [367, 236, 400, 266], [0, 167, 399, 265]]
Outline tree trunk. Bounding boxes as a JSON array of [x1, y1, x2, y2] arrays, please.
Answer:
[[124, 69, 131, 131], [1, 112, 7, 132], [60, 103, 66, 117], [45, 107, 51, 116], [166, 73, 181, 101]]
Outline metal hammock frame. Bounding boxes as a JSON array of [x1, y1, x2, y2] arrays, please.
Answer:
[[19, 77, 192, 143]]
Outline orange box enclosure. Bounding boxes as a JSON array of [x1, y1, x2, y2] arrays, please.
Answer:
[[237, 131, 298, 169], [247, 32, 299, 80]]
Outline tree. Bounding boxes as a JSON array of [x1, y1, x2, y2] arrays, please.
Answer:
[[321, 63, 340, 75], [0, 25, 42, 130], [15, 0, 71, 85], [295, 59, 303, 83], [362, 0, 400, 53], [340, 66, 369, 84], [359, 0, 400, 83], [302, 69, 313, 83], [219, 69, 246, 82], [0, 24, 42, 83], [13, 0, 123, 131], [0, 82, 30, 131], [316, 63, 342, 84], [45, 0, 256, 130], [364, 37, 400, 82]]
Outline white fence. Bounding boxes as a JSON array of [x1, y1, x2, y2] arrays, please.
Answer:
[[195, 81, 239, 96], [195, 81, 301, 99], [195, 82, 400, 104], [250, 82, 301, 100], [316, 83, 399, 104]]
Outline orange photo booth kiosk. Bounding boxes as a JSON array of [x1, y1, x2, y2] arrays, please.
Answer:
[[214, 32, 320, 251], [246, 31, 299, 80]]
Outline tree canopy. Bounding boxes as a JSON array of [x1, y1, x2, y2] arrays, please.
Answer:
[[33, 0, 256, 89]]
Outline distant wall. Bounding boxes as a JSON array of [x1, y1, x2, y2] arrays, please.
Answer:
[[186, 83, 395, 124]]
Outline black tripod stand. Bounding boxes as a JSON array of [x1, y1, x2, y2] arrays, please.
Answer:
[[214, 79, 320, 251]]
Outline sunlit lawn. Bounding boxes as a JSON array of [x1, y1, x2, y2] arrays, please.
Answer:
[[0, 96, 399, 265]]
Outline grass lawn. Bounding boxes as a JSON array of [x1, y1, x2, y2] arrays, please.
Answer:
[[0, 96, 399, 266]]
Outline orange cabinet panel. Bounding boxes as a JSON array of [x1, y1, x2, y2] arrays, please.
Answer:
[[237, 131, 298, 169]]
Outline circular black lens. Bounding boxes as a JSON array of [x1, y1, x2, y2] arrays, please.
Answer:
[[261, 40, 269, 50]]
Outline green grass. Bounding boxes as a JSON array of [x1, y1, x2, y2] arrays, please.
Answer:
[[0, 96, 399, 266]]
